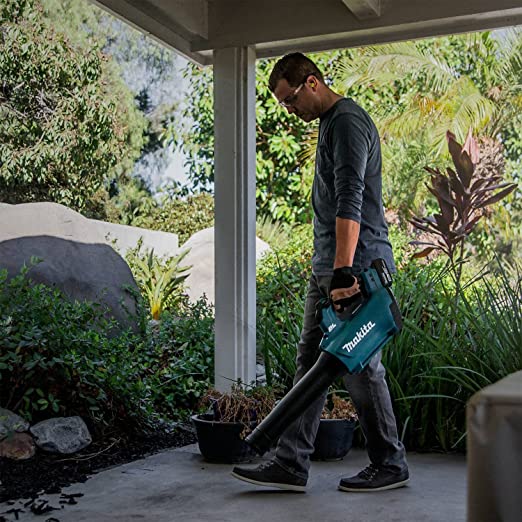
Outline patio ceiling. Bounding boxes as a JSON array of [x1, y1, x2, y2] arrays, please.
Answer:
[[93, 0, 522, 65]]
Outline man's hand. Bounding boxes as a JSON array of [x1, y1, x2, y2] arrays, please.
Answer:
[[330, 266, 360, 312]]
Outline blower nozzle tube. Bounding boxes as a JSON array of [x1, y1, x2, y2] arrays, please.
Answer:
[[245, 351, 347, 456]]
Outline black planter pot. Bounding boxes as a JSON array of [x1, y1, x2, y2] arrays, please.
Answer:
[[191, 414, 257, 464], [311, 418, 356, 461]]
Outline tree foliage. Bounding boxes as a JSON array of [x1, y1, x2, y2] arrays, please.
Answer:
[[42, 0, 184, 164], [0, 0, 147, 212], [134, 192, 215, 245], [335, 31, 522, 155], [174, 35, 522, 227]]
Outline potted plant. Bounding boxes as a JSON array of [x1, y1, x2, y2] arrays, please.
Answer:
[[312, 393, 358, 461], [192, 383, 279, 463]]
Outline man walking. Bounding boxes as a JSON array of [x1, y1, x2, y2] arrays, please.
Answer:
[[232, 53, 408, 493]]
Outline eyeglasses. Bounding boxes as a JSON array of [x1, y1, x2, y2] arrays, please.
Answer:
[[278, 75, 311, 108]]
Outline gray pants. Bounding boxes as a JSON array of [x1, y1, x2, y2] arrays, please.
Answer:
[[274, 274, 408, 480]]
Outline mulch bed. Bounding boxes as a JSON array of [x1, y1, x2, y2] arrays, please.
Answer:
[[0, 424, 196, 506]]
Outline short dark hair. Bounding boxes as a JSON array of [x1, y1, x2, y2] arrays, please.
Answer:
[[268, 52, 324, 92]]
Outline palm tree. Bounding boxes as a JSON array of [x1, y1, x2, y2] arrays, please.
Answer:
[[333, 30, 522, 154]]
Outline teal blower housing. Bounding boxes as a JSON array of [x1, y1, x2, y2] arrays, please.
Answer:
[[245, 258, 402, 456]]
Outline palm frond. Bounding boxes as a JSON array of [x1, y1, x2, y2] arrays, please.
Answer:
[[439, 79, 496, 138], [494, 27, 522, 81], [381, 105, 426, 140], [424, 78, 496, 155], [335, 41, 456, 94], [297, 127, 318, 169]]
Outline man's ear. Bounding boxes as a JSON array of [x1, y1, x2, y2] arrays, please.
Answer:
[[308, 75, 318, 90]]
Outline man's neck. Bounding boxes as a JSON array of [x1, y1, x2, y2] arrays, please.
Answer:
[[320, 89, 343, 116]]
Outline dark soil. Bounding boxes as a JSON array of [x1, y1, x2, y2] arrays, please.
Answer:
[[0, 424, 196, 505]]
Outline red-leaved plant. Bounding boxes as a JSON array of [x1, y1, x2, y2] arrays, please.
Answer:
[[410, 130, 517, 290]]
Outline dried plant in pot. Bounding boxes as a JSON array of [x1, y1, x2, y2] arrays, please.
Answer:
[[191, 383, 280, 463], [312, 393, 358, 461]]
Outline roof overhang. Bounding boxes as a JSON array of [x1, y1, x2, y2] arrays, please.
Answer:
[[92, 0, 522, 65]]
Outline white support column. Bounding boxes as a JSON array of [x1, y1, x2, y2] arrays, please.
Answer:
[[213, 46, 257, 392]]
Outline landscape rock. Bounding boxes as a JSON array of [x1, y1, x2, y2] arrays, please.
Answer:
[[0, 433, 36, 460], [0, 408, 30, 439], [182, 227, 271, 304], [30, 417, 92, 454], [0, 201, 179, 257], [0, 202, 140, 333]]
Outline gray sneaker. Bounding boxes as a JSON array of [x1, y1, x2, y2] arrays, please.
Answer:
[[231, 460, 307, 492], [338, 464, 409, 492]]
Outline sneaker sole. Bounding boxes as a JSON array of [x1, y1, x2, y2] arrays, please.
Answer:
[[230, 471, 306, 492], [338, 478, 410, 492]]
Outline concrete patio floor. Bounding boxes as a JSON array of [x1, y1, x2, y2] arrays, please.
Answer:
[[1, 444, 467, 522]]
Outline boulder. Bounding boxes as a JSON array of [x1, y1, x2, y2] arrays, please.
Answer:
[[30, 416, 92, 454], [0, 202, 107, 244], [0, 433, 36, 460], [0, 202, 140, 332], [182, 227, 271, 304], [0, 201, 179, 257], [0, 408, 30, 439]]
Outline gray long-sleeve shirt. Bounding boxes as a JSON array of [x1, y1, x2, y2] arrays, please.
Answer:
[[311, 98, 396, 275]]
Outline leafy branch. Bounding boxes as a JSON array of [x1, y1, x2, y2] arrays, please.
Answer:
[[410, 129, 517, 291]]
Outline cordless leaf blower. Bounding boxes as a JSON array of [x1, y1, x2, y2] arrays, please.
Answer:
[[245, 258, 402, 456]]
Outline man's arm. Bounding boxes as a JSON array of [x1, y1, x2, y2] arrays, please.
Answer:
[[331, 217, 360, 307], [329, 112, 369, 305], [334, 217, 360, 269]]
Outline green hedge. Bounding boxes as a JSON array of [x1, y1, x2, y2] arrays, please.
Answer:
[[0, 263, 214, 436]]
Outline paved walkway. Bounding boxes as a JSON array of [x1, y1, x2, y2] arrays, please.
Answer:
[[1, 445, 467, 522]]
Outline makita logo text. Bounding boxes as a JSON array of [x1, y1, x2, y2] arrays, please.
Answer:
[[328, 323, 336, 332], [342, 321, 376, 353]]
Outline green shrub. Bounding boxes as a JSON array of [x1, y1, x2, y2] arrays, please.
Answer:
[[256, 215, 292, 249], [0, 263, 215, 434], [256, 224, 313, 389], [388, 223, 417, 269], [383, 257, 522, 451], [140, 297, 214, 421], [0, 263, 148, 435]]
